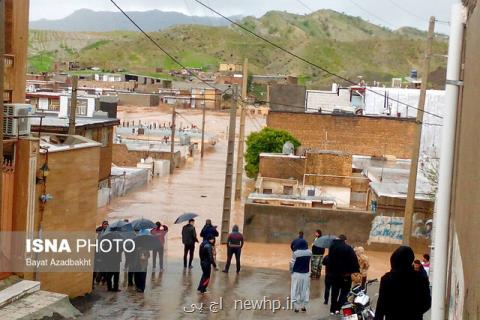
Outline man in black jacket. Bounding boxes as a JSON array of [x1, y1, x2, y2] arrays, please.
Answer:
[[182, 219, 198, 269], [198, 236, 217, 294], [328, 234, 360, 314], [374, 246, 431, 320]]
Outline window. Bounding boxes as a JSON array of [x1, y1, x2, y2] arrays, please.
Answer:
[[68, 98, 88, 116], [49, 99, 60, 112], [262, 188, 273, 194], [283, 185, 294, 195]]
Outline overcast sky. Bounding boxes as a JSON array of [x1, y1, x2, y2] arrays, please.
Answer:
[[29, 0, 457, 33]]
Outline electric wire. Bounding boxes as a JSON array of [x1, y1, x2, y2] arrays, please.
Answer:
[[193, 0, 444, 120]]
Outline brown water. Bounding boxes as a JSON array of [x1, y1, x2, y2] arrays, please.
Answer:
[[81, 107, 395, 319]]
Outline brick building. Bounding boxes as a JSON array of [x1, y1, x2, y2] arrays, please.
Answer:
[[267, 112, 416, 159]]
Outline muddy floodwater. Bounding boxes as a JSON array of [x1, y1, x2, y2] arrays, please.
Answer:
[[80, 107, 395, 319]]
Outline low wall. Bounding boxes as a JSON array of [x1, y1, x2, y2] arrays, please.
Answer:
[[118, 93, 160, 107], [244, 203, 375, 246], [112, 144, 182, 168]]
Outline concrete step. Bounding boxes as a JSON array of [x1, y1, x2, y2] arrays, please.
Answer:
[[0, 280, 40, 309], [0, 290, 81, 320]]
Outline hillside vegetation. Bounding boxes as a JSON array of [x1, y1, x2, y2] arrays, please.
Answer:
[[28, 9, 448, 88]]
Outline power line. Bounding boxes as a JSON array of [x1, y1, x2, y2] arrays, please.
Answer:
[[109, 0, 231, 96], [347, 0, 395, 28], [193, 0, 443, 120], [386, 0, 427, 22], [295, 0, 314, 13]]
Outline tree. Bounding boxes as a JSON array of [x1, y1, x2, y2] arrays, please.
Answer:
[[244, 127, 301, 178]]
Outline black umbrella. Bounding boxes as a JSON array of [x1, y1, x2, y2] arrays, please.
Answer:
[[131, 218, 156, 231], [315, 235, 338, 248], [174, 212, 199, 224], [107, 220, 134, 232], [134, 234, 161, 250]]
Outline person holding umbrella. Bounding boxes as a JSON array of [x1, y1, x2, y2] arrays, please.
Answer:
[[182, 219, 199, 269], [311, 229, 325, 279], [134, 247, 150, 293], [198, 235, 217, 294]]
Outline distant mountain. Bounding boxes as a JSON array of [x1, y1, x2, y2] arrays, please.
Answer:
[[29, 9, 448, 89], [29, 9, 239, 32]]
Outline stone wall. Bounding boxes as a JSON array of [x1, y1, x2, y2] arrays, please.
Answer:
[[244, 202, 374, 246], [267, 112, 416, 158]]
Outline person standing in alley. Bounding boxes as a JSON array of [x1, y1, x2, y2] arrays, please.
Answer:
[[200, 219, 219, 266], [351, 246, 369, 288], [182, 219, 198, 269], [374, 246, 431, 320], [290, 238, 312, 313], [223, 225, 244, 273], [134, 247, 150, 293], [290, 231, 305, 251], [198, 236, 217, 294], [311, 229, 325, 279], [322, 255, 333, 305], [151, 221, 168, 271], [200, 219, 219, 241], [328, 234, 360, 315]]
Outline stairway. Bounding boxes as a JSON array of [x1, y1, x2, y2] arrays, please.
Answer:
[[0, 280, 81, 319]]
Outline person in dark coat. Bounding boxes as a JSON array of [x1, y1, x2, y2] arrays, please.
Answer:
[[322, 255, 333, 305], [328, 234, 360, 314], [223, 225, 244, 273], [200, 219, 219, 241], [182, 219, 199, 269], [198, 236, 217, 294], [375, 246, 431, 320], [133, 247, 150, 293], [104, 248, 122, 292], [413, 259, 429, 281], [290, 231, 305, 251]]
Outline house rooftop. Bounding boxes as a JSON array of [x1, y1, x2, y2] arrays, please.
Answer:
[[31, 115, 120, 131], [39, 134, 101, 153]]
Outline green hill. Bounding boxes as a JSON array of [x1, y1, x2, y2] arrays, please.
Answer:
[[28, 9, 448, 89]]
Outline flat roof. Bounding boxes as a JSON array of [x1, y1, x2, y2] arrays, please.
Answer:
[[31, 115, 120, 130], [39, 134, 101, 153]]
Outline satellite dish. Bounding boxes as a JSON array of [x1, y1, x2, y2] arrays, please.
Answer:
[[282, 141, 295, 155]]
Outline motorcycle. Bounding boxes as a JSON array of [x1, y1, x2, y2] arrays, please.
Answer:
[[341, 279, 378, 320]]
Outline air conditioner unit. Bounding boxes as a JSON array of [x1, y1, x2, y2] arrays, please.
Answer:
[[3, 104, 32, 136]]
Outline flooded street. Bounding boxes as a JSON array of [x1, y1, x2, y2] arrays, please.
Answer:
[[80, 108, 390, 319]]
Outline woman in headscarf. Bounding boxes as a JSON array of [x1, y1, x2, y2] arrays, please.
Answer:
[[374, 246, 431, 320], [351, 246, 369, 288], [311, 229, 325, 279]]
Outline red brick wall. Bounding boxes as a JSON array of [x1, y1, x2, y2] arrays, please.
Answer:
[[305, 152, 352, 187], [267, 112, 416, 158]]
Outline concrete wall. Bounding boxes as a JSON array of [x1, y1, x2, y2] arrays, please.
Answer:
[[118, 93, 160, 107], [268, 85, 306, 113], [112, 144, 181, 169], [36, 146, 99, 297], [449, 4, 480, 317], [268, 112, 416, 158], [244, 202, 374, 246]]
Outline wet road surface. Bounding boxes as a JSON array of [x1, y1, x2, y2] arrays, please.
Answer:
[[80, 108, 391, 319]]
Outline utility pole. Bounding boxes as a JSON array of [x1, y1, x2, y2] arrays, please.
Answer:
[[68, 75, 78, 135], [221, 86, 237, 244], [0, 0, 5, 221], [234, 58, 248, 201], [200, 92, 206, 158], [403, 16, 436, 245], [169, 104, 176, 174]]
